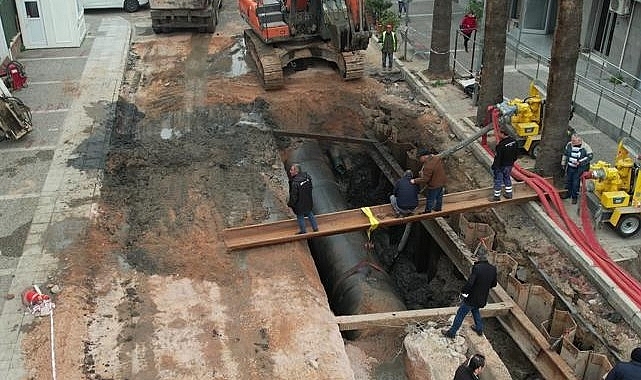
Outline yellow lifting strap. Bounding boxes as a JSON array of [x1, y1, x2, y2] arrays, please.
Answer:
[[360, 207, 380, 240]]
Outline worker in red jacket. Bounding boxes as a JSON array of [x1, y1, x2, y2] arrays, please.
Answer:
[[460, 12, 477, 52]]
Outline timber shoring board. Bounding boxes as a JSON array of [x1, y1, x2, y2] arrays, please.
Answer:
[[272, 129, 377, 144], [335, 301, 513, 331], [223, 181, 556, 251]]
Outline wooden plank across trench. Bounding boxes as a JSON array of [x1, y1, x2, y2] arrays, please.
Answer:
[[335, 301, 514, 331], [223, 181, 556, 251]]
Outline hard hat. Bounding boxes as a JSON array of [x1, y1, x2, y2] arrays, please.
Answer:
[[386, 24, 392, 28]]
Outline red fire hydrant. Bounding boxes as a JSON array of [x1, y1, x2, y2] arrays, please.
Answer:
[[7, 61, 28, 91], [23, 288, 50, 306]]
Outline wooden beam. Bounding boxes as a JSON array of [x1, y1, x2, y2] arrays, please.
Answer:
[[335, 301, 514, 331], [272, 130, 376, 144], [223, 180, 558, 251]]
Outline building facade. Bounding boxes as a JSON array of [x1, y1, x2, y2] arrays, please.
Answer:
[[510, 0, 641, 86]]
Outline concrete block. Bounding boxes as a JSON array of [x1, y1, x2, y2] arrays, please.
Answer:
[[404, 325, 466, 380]]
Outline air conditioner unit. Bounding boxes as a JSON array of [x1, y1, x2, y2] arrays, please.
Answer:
[[610, 0, 631, 15]]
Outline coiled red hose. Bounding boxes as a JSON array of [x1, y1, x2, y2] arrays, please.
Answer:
[[482, 106, 641, 309]]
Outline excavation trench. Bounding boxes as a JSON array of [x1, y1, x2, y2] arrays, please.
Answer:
[[284, 137, 541, 378], [285, 137, 465, 312], [103, 93, 537, 377]]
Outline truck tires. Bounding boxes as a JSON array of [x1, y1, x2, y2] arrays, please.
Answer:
[[616, 214, 641, 238], [123, 0, 141, 12], [205, 12, 216, 33]]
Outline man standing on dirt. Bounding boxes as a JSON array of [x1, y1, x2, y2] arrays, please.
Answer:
[[491, 127, 518, 202], [605, 346, 641, 380], [411, 148, 446, 213], [442, 244, 497, 338], [390, 170, 419, 217], [381, 24, 397, 71], [288, 163, 319, 234]]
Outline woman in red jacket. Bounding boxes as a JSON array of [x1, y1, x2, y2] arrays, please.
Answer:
[[460, 12, 477, 52]]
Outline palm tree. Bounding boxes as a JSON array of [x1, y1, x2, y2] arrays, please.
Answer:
[[475, 0, 508, 126], [426, 0, 452, 77], [534, 0, 583, 179]]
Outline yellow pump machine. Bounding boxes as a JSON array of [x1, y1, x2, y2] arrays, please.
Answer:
[[586, 137, 641, 237], [503, 82, 544, 158]]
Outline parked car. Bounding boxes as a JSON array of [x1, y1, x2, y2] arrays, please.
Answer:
[[82, 0, 149, 12]]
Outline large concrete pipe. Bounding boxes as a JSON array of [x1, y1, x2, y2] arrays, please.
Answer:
[[289, 141, 406, 318]]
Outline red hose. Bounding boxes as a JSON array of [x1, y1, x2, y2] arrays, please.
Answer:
[[482, 107, 641, 309]]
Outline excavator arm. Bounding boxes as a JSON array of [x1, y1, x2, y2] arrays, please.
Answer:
[[321, 0, 369, 51]]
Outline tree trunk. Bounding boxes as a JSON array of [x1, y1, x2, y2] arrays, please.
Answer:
[[426, 0, 452, 78], [535, 0, 582, 180], [475, 0, 508, 126]]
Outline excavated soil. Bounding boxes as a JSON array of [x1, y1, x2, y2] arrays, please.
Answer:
[[18, 13, 639, 380]]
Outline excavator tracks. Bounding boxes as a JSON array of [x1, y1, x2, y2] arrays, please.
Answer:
[[243, 30, 365, 89], [340, 51, 365, 81], [243, 30, 284, 90]]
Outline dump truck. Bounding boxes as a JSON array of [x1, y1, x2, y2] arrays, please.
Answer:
[[150, 0, 222, 33]]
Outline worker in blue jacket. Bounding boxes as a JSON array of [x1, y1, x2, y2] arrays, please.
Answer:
[[605, 347, 641, 380], [390, 170, 419, 217]]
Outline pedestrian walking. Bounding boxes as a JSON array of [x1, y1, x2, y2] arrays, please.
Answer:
[[398, 0, 407, 15], [288, 163, 319, 234], [381, 24, 397, 71], [442, 244, 497, 338], [459, 11, 477, 53], [453, 353, 486, 380], [605, 346, 641, 380], [390, 170, 419, 217], [411, 148, 446, 213], [561, 134, 593, 204], [492, 127, 518, 201]]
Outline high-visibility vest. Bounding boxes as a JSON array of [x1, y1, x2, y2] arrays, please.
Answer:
[[382, 31, 397, 51]]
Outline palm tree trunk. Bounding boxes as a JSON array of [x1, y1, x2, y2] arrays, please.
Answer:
[[426, 0, 452, 78], [475, 0, 508, 126], [535, 0, 583, 179]]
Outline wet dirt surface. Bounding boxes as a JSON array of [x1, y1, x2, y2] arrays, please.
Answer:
[[17, 9, 641, 380]]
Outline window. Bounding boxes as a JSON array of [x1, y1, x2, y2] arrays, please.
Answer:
[[25, 1, 40, 18]]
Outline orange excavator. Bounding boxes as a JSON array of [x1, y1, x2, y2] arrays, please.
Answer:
[[239, 0, 371, 89]]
